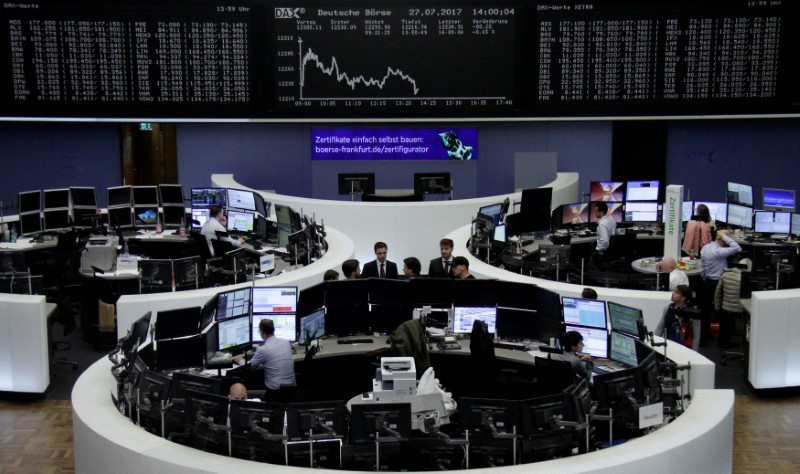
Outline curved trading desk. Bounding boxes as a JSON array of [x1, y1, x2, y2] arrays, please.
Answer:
[[73, 352, 732, 473]]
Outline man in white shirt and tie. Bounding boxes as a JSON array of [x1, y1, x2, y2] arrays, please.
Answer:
[[361, 241, 399, 279]]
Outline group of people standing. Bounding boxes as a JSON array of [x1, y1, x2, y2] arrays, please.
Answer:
[[331, 238, 477, 282]]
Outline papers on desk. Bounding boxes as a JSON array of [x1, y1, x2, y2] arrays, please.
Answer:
[[0, 238, 36, 249], [426, 327, 446, 338], [135, 229, 177, 239]]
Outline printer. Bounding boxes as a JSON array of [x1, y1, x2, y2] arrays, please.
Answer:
[[80, 236, 118, 273]]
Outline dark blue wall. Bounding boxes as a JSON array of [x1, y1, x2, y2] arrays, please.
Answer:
[[1, 119, 798, 212]]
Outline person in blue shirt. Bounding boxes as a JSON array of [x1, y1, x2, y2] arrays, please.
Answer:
[[699, 230, 742, 346], [234, 318, 295, 396]]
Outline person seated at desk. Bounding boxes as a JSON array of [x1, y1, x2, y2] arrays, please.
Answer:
[[361, 241, 398, 279], [402, 257, 422, 279], [656, 256, 689, 291], [341, 259, 360, 279], [715, 258, 752, 348], [201, 206, 244, 256], [228, 382, 249, 402], [323, 269, 340, 281], [451, 256, 475, 280], [581, 287, 598, 300], [233, 319, 296, 398], [654, 285, 695, 348], [560, 331, 593, 381], [428, 238, 454, 278]]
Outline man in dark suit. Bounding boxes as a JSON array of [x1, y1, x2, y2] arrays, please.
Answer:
[[361, 241, 399, 279], [427, 238, 454, 278]]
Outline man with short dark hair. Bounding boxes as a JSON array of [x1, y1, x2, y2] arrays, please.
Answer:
[[361, 241, 398, 279], [341, 259, 361, 279], [594, 202, 616, 253], [428, 238, 454, 277], [201, 206, 244, 256], [403, 257, 422, 279], [235, 318, 295, 396], [451, 256, 475, 280]]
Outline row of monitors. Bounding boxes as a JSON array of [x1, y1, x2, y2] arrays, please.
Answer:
[[336, 172, 452, 196], [18, 186, 97, 213], [559, 201, 660, 226], [673, 201, 800, 233], [561, 296, 645, 340], [190, 187, 270, 218], [589, 180, 660, 203], [107, 185, 184, 207], [726, 182, 796, 212]]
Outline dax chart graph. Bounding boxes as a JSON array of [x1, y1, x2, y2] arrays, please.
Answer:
[[271, 4, 519, 117]]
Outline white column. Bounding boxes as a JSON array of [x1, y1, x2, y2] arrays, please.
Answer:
[[663, 184, 684, 261]]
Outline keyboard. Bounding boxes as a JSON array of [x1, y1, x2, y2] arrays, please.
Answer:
[[494, 341, 529, 351], [245, 238, 262, 250], [337, 337, 375, 344]]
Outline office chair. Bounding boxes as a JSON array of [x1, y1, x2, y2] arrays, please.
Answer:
[[49, 300, 79, 370], [720, 311, 746, 366]]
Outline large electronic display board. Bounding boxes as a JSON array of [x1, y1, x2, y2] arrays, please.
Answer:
[[1, 0, 797, 120]]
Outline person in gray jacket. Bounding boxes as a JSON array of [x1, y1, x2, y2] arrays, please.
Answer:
[[714, 258, 752, 348]]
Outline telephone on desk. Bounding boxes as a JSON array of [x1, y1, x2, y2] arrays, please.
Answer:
[[437, 336, 461, 350]]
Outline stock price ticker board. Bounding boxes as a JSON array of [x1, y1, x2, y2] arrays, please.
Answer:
[[1, 0, 798, 120]]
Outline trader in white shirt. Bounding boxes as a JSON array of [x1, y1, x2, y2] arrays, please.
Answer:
[[657, 256, 690, 290], [595, 202, 616, 253], [201, 206, 244, 256]]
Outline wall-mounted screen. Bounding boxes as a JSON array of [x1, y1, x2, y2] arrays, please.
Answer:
[[763, 188, 796, 212], [625, 181, 659, 202], [312, 128, 477, 160]]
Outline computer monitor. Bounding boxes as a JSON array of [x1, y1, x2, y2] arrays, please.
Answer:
[[43, 188, 69, 209], [338, 173, 376, 196], [252, 313, 297, 343], [191, 207, 210, 229], [154, 306, 202, 340], [561, 203, 590, 226], [19, 212, 42, 235], [185, 390, 229, 429], [134, 206, 160, 228], [139, 259, 173, 289], [495, 281, 536, 310], [564, 324, 608, 358], [409, 278, 453, 307], [299, 307, 326, 341], [229, 400, 285, 437], [70, 187, 97, 208], [135, 370, 172, 422], [43, 209, 71, 231], [174, 256, 202, 288], [520, 187, 553, 234], [0, 252, 26, 274], [478, 203, 504, 225], [169, 371, 223, 401], [662, 200, 694, 223], [493, 224, 507, 243], [607, 301, 645, 340], [277, 224, 293, 247], [155, 336, 204, 371], [593, 366, 641, 412], [496, 307, 537, 341], [588, 202, 623, 223], [350, 403, 412, 444], [763, 188, 796, 212], [72, 207, 97, 228], [694, 201, 727, 223], [413, 172, 450, 195], [252, 286, 298, 313], [226, 210, 255, 234], [325, 279, 369, 307], [452, 306, 497, 335], [217, 315, 251, 351], [162, 206, 186, 227], [158, 184, 184, 205], [216, 287, 251, 320], [18, 190, 41, 213], [132, 186, 159, 206], [253, 192, 269, 218], [108, 186, 132, 207], [108, 207, 133, 228], [625, 180, 659, 201], [590, 181, 625, 202], [609, 331, 639, 367], [452, 279, 496, 307], [297, 282, 326, 318], [286, 400, 348, 440], [754, 211, 791, 235], [726, 203, 754, 229], [561, 297, 607, 329], [227, 188, 257, 211], [727, 182, 754, 207], [458, 398, 519, 436], [624, 202, 659, 223], [792, 213, 800, 236], [191, 187, 227, 208], [275, 204, 292, 227]]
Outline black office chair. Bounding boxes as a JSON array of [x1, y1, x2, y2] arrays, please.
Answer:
[[534, 356, 576, 395]]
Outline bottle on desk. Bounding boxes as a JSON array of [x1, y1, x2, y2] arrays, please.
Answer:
[[179, 216, 186, 237], [9, 225, 17, 243], [155, 217, 163, 234]]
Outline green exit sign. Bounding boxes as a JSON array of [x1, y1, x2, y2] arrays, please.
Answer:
[[139, 122, 153, 131]]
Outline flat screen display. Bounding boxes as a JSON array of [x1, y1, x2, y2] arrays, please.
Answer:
[[227, 188, 257, 211], [108, 207, 133, 228], [609, 331, 638, 367], [624, 202, 659, 223], [43, 189, 69, 209], [562, 297, 607, 329], [226, 210, 255, 233], [162, 206, 185, 226], [662, 200, 693, 223], [252, 314, 297, 343], [607, 301, 642, 338], [300, 308, 326, 341], [18, 190, 41, 213], [159, 184, 184, 205], [589, 202, 623, 223], [313, 128, 477, 161], [754, 211, 791, 234], [252, 286, 298, 313], [191, 208, 210, 228], [493, 224, 506, 242], [134, 206, 159, 227], [132, 186, 159, 205], [19, 212, 42, 235], [792, 214, 800, 236], [694, 202, 727, 223], [217, 315, 250, 351], [216, 288, 251, 320], [727, 182, 753, 207], [589, 181, 624, 202], [479, 203, 503, 225], [70, 187, 97, 207], [726, 203, 754, 229], [191, 188, 227, 208], [107, 186, 132, 207], [43, 208, 70, 230], [452, 306, 497, 335], [763, 188, 796, 212], [561, 203, 589, 225], [625, 181, 659, 201], [564, 324, 608, 359]]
